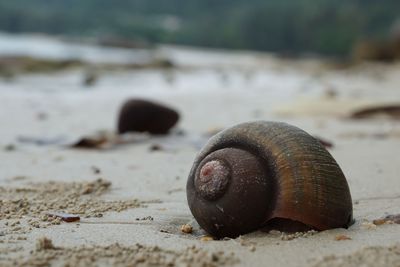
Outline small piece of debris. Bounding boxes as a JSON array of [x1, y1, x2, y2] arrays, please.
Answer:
[[167, 188, 184, 194], [349, 104, 400, 120], [373, 219, 387, 225], [200, 236, 214, 242], [180, 224, 193, 234], [135, 216, 154, 221], [71, 136, 108, 149], [334, 234, 352, 241], [91, 166, 101, 174], [384, 214, 400, 224], [46, 212, 81, 223], [373, 214, 400, 225], [71, 131, 143, 150], [149, 144, 164, 152]]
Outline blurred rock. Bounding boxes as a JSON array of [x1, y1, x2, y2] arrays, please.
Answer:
[[117, 99, 179, 135]]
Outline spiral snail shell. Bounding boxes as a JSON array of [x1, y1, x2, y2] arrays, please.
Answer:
[[186, 121, 353, 238]]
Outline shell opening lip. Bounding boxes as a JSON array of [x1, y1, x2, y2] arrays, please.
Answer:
[[194, 159, 231, 201]]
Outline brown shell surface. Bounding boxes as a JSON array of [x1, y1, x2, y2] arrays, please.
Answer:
[[187, 121, 353, 232]]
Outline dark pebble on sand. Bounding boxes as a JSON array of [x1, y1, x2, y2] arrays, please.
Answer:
[[117, 99, 179, 135]]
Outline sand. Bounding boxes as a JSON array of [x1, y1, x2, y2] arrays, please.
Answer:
[[1, 40, 400, 266]]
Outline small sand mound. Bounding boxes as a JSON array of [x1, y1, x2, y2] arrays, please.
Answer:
[[314, 244, 400, 267]]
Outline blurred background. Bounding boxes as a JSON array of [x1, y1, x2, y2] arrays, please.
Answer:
[[0, 0, 399, 142], [0, 0, 399, 59]]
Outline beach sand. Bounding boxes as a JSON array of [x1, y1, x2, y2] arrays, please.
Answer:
[[1, 42, 400, 266]]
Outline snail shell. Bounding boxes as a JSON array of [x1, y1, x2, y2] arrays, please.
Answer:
[[117, 99, 179, 134], [186, 121, 353, 238]]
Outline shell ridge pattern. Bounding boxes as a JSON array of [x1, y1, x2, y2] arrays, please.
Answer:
[[187, 121, 353, 237]]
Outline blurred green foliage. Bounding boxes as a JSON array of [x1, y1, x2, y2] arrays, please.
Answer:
[[0, 0, 398, 56]]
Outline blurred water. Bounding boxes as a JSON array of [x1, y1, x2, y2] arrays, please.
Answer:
[[0, 31, 282, 68], [0, 32, 310, 97], [0, 32, 153, 64]]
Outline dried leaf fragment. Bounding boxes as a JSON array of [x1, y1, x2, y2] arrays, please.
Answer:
[[335, 234, 352, 241], [384, 214, 400, 224], [71, 136, 108, 149], [373, 219, 387, 225], [200, 236, 214, 242], [46, 212, 80, 222], [350, 104, 400, 120], [373, 214, 400, 225]]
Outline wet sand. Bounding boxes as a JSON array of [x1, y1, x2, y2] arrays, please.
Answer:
[[1, 43, 400, 266]]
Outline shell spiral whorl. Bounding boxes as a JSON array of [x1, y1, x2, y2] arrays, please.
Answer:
[[186, 121, 353, 238]]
